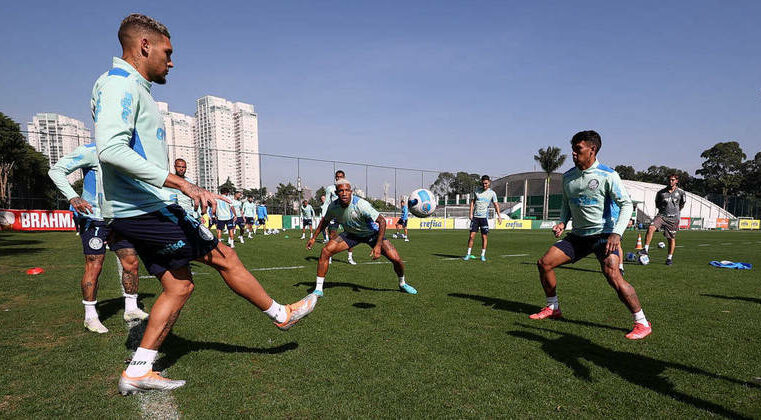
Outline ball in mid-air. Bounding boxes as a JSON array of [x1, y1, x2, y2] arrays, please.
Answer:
[[408, 189, 437, 218]]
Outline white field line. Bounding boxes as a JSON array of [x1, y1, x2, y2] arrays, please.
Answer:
[[250, 265, 306, 271], [698, 244, 710, 247], [139, 272, 210, 279], [720, 243, 733, 245], [500, 254, 530, 257], [440, 257, 462, 260]]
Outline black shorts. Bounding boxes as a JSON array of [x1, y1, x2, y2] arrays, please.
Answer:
[[78, 218, 132, 255], [245, 217, 255, 225], [396, 219, 408, 228], [236, 217, 245, 227], [470, 217, 489, 234], [216, 218, 234, 231], [303, 218, 313, 226], [257, 218, 266, 225], [339, 231, 385, 248], [552, 233, 620, 264], [110, 204, 219, 276]]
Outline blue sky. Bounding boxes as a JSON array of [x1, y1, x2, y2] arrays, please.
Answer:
[[2, 1, 761, 196]]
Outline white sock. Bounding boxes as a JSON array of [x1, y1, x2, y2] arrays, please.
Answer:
[[83, 300, 98, 320], [644, 244, 650, 251], [667, 254, 673, 260], [399, 276, 406, 287], [348, 251, 353, 260], [466, 247, 472, 255], [124, 294, 138, 312], [263, 301, 288, 323], [481, 249, 486, 257], [315, 276, 325, 292], [633, 309, 648, 326], [619, 263, 624, 270], [546, 295, 559, 311], [125, 347, 158, 377]]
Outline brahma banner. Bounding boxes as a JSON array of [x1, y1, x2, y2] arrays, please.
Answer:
[[679, 217, 691, 230], [0, 209, 76, 231]]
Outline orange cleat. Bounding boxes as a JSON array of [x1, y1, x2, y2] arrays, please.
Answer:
[[529, 306, 562, 320], [274, 293, 318, 331], [625, 322, 652, 340]]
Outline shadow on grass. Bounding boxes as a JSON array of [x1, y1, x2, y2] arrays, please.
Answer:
[[97, 293, 155, 323], [0, 247, 46, 256], [448, 293, 628, 332], [520, 261, 601, 273], [432, 253, 463, 258], [352, 302, 376, 309], [304, 256, 352, 264], [509, 324, 756, 419], [124, 320, 298, 370], [700, 294, 761, 305], [293, 281, 398, 293], [0, 238, 43, 247]]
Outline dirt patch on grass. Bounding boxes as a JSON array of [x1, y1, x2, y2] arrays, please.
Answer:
[[0, 394, 26, 414]]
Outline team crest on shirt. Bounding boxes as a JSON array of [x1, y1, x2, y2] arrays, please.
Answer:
[[198, 224, 214, 241], [157, 127, 166, 141], [120, 93, 133, 122], [89, 237, 104, 250], [588, 179, 599, 190]]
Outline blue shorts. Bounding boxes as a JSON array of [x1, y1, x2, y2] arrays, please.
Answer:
[[552, 233, 620, 263], [470, 217, 489, 234], [303, 218, 313, 226], [216, 219, 235, 231], [245, 217, 256, 225], [339, 231, 385, 248], [396, 218, 408, 228], [78, 218, 132, 255], [109, 204, 219, 276]]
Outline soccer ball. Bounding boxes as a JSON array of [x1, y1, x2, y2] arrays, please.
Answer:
[[638, 254, 650, 265], [625, 252, 637, 262], [657, 241, 665, 249], [408, 189, 436, 218]]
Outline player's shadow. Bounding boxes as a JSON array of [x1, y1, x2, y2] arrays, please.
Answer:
[[0, 237, 43, 246], [124, 321, 298, 371], [353, 302, 376, 309], [448, 293, 628, 332], [304, 256, 352, 264], [509, 324, 756, 419], [97, 293, 155, 323], [432, 253, 463, 258], [519, 261, 601, 273], [0, 247, 46, 256], [293, 281, 398, 293], [701, 294, 761, 305]]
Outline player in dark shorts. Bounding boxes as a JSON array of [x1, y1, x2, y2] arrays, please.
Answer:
[[394, 195, 410, 242], [639, 174, 686, 265]]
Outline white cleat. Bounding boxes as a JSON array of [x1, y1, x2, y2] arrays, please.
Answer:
[[348, 258, 357, 265], [84, 318, 109, 334], [248, 234, 253, 239], [274, 293, 318, 330], [118, 371, 186, 395], [239, 237, 245, 244], [124, 308, 149, 322], [404, 238, 409, 242]]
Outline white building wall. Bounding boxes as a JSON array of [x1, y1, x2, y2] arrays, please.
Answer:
[[158, 102, 198, 183], [27, 113, 90, 184], [622, 180, 734, 222], [233, 102, 260, 189]]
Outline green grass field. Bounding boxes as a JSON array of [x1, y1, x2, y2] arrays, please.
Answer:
[[2, 229, 760, 418]]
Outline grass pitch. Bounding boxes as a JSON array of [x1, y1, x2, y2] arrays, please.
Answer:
[[1, 229, 760, 418]]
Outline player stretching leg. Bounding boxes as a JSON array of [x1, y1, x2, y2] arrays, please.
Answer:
[[242, 196, 257, 238], [639, 174, 685, 265], [300, 200, 315, 239], [93, 14, 316, 394], [49, 144, 149, 333], [325, 170, 357, 264], [306, 179, 417, 297], [463, 175, 502, 261], [529, 131, 651, 340], [232, 191, 245, 244], [394, 196, 410, 242]]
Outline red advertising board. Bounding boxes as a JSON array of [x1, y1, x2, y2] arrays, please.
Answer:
[[0, 209, 76, 231], [716, 218, 729, 229], [679, 217, 690, 230], [382, 216, 400, 227]]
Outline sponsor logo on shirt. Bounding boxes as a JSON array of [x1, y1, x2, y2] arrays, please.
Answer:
[[157, 127, 166, 141]]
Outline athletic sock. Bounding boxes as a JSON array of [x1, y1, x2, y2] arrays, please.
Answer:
[[644, 244, 650, 252], [348, 251, 353, 260], [466, 247, 472, 256], [125, 347, 158, 377], [315, 276, 325, 292], [619, 263, 624, 270], [481, 249, 486, 257], [667, 254, 673, 260], [399, 276, 406, 287], [263, 301, 288, 323], [632, 309, 649, 326], [546, 296, 559, 311], [83, 300, 98, 320], [124, 294, 138, 312]]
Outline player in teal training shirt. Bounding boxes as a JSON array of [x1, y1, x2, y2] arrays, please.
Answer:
[[307, 179, 417, 297], [463, 175, 502, 261], [94, 14, 316, 395], [242, 196, 257, 238], [300, 200, 315, 239], [529, 130, 651, 340]]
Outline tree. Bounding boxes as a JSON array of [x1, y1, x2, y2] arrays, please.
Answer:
[[266, 182, 299, 215], [741, 152, 761, 198], [242, 186, 268, 202], [218, 177, 236, 194], [696, 141, 746, 210], [309, 186, 326, 210], [614, 165, 636, 180], [0, 113, 29, 207], [430, 172, 455, 196], [451, 172, 481, 195], [534, 146, 567, 219], [72, 179, 84, 196], [367, 198, 397, 212]]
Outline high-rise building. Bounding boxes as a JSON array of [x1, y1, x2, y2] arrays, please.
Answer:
[[195, 95, 260, 191], [157, 102, 198, 182], [27, 113, 91, 183]]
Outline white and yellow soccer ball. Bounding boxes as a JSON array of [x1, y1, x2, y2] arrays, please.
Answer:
[[408, 189, 437, 218], [657, 241, 666, 249]]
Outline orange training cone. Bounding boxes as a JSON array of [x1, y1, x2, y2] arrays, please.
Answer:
[[26, 267, 45, 275], [635, 234, 643, 250]]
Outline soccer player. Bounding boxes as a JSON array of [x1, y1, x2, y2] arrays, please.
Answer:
[[242, 196, 257, 238], [463, 175, 502, 261], [529, 130, 651, 340], [319, 194, 329, 242], [92, 14, 316, 394], [215, 187, 237, 248], [232, 191, 245, 244], [306, 179, 417, 297], [394, 195, 410, 242], [300, 199, 315, 240], [255, 201, 269, 235], [168, 158, 197, 219], [638, 174, 686, 265], [325, 170, 357, 265], [48, 144, 149, 333]]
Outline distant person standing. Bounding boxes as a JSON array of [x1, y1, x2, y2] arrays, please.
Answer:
[[255, 201, 269, 235], [463, 175, 502, 261], [231, 191, 245, 244], [300, 200, 315, 240], [168, 158, 197, 219], [242, 196, 257, 238], [215, 187, 237, 248], [394, 196, 410, 242], [319, 195, 329, 242], [638, 174, 686, 265]]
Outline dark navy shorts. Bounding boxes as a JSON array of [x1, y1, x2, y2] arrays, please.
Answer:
[[396, 218, 408, 228], [78, 218, 132, 255], [245, 217, 255, 225], [110, 204, 219, 276], [216, 218, 234, 231], [257, 218, 266, 225], [236, 217, 245, 227], [552, 233, 620, 263], [303, 218, 313, 226], [470, 217, 489, 234], [339, 231, 385, 248]]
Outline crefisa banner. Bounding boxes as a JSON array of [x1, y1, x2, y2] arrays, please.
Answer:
[[0, 209, 76, 231]]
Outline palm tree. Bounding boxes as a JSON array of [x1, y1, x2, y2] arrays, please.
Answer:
[[534, 146, 567, 220]]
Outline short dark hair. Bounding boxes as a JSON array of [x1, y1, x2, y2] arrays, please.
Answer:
[[335, 170, 345, 177], [174, 158, 186, 164], [118, 14, 170, 47], [571, 130, 602, 153], [668, 173, 679, 180], [481, 175, 490, 181], [220, 186, 230, 195]]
